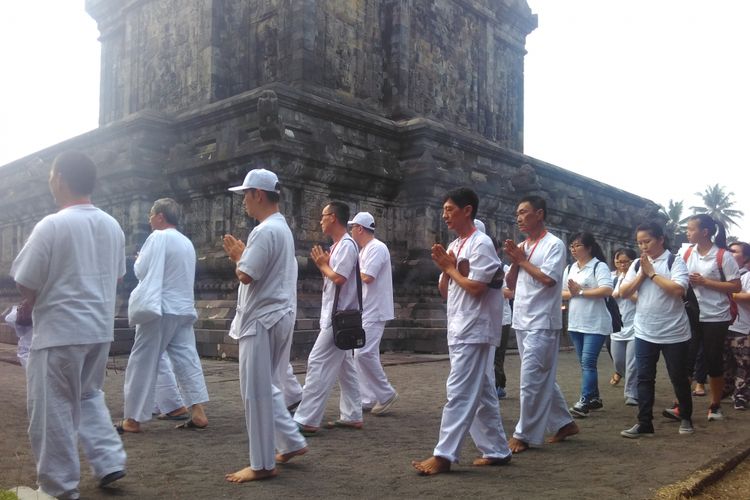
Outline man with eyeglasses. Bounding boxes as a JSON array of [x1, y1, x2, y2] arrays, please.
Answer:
[[293, 202, 363, 434]]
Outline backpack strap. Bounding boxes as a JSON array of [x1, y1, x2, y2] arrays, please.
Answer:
[[331, 238, 363, 317], [683, 244, 694, 262]]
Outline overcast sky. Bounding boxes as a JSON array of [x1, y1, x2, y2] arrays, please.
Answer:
[[1, 1, 747, 241]]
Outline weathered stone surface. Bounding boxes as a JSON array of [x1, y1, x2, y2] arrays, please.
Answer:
[[0, 1, 660, 357]]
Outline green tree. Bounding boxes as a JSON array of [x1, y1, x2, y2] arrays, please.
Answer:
[[690, 184, 744, 230], [660, 199, 687, 247]]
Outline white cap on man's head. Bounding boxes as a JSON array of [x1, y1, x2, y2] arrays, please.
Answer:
[[474, 219, 486, 234], [228, 168, 280, 193], [348, 211, 376, 231]]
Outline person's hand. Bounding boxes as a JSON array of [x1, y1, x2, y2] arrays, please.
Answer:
[[689, 272, 706, 286], [310, 245, 331, 268], [431, 244, 457, 272], [639, 253, 655, 277], [223, 234, 246, 263], [503, 239, 525, 265], [568, 279, 582, 296]]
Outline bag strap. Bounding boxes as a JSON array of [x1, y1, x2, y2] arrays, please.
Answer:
[[331, 238, 363, 316]]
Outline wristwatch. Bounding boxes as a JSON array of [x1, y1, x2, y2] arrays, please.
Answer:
[[649, 273, 657, 280]]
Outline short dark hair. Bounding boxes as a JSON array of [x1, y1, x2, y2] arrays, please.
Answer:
[[52, 151, 97, 196], [614, 247, 637, 261], [519, 195, 547, 220], [326, 201, 350, 227], [444, 187, 479, 219], [250, 183, 280, 203], [729, 241, 750, 263], [569, 232, 607, 262], [151, 198, 182, 226]]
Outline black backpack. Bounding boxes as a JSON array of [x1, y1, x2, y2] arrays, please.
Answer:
[[634, 254, 700, 331], [567, 261, 623, 332]]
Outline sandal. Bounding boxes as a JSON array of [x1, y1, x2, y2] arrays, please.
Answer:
[[609, 373, 622, 386], [175, 419, 208, 430], [323, 420, 363, 430]]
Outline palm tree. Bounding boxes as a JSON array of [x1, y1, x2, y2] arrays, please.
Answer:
[[690, 184, 744, 230], [660, 199, 687, 247]]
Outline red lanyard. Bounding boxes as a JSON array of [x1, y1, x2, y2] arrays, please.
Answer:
[[525, 231, 547, 261], [455, 227, 477, 258]]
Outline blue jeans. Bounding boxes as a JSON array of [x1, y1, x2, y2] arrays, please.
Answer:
[[635, 338, 692, 428], [568, 331, 607, 402]]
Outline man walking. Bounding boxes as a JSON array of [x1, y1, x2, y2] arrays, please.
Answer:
[[11, 151, 127, 499], [348, 212, 398, 415], [121, 198, 209, 432], [503, 195, 579, 453], [223, 168, 307, 482]]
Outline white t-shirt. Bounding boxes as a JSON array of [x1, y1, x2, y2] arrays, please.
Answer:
[[622, 250, 691, 344], [134, 228, 197, 318], [729, 270, 750, 335], [502, 264, 512, 326], [511, 231, 566, 331], [10, 205, 125, 350], [360, 238, 395, 323], [319, 235, 359, 329], [230, 213, 297, 339], [563, 258, 614, 335], [611, 273, 637, 341], [682, 244, 741, 322], [443, 231, 503, 346]]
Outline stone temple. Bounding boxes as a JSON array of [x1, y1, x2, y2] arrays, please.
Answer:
[[0, 0, 659, 357]]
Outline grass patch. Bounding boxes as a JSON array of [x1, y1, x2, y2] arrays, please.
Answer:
[[0, 490, 19, 500]]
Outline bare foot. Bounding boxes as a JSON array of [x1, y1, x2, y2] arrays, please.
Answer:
[[167, 407, 189, 417], [224, 466, 278, 483], [411, 456, 451, 475], [120, 418, 141, 433], [548, 421, 580, 443], [189, 403, 208, 428], [508, 437, 529, 453], [473, 456, 511, 466], [276, 447, 308, 464]]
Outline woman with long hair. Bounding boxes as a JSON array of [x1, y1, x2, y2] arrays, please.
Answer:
[[726, 241, 750, 410], [610, 248, 638, 405], [562, 232, 614, 418], [667, 214, 741, 421]]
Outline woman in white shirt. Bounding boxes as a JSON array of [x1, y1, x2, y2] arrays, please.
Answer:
[[610, 248, 638, 406], [681, 214, 741, 421], [726, 242, 750, 410], [562, 232, 614, 418]]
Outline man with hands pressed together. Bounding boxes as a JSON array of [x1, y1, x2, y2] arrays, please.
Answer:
[[412, 187, 511, 476], [502, 195, 578, 454]]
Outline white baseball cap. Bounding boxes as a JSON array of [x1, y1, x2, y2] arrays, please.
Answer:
[[348, 211, 376, 231], [474, 219, 486, 234], [228, 168, 280, 193]]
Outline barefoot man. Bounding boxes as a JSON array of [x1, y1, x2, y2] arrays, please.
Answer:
[[412, 187, 512, 475], [223, 168, 308, 482], [504, 195, 579, 453]]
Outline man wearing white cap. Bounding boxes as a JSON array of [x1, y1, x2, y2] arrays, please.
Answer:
[[223, 168, 307, 482], [348, 212, 398, 415], [121, 198, 209, 433]]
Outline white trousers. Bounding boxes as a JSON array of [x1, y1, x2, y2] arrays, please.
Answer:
[[433, 343, 511, 463], [278, 362, 303, 408], [123, 314, 209, 423], [611, 338, 638, 400], [26, 343, 126, 499], [513, 329, 573, 446], [355, 320, 396, 406], [239, 313, 307, 470], [293, 326, 362, 427], [152, 352, 185, 415]]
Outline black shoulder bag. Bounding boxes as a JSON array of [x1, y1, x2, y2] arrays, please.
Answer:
[[331, 240, 366, 350]]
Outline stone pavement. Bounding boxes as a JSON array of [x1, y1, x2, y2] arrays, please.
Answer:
[[1, 345, 749, 499]]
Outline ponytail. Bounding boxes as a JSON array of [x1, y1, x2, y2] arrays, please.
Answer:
[[569, 232, 607, 263], [689, 214, 727, 249]]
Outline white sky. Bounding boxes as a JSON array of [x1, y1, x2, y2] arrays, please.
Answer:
[[0, 1, 747, 241]]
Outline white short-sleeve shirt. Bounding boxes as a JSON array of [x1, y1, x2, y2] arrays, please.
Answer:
[[443, 231, 503, 346], [682, 244, 741, 322], [563, 258, 614, 335], [611, 272, 637, 341], [10, 205, 125, 350], [230, 213, 298, 339], [622, 250, 691, 344], [319, 234, 359, 329], [502, 264, 512, 326], [360, 238, 395, 323], [511, 231, 566, 331], [729, 270, 750, 335]]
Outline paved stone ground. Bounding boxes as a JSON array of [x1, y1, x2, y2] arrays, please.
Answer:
[[1, 345, 749, 499]]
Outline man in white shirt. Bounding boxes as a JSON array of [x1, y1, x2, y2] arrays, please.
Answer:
[[223, 169, 307, 482], [348, 212, 398, 415], [121, 198, 209, 433], [412, 187, 511, 475], [503, 195, 578, 453], [11, 151, 127, 499], [294, 202, 363, 434]]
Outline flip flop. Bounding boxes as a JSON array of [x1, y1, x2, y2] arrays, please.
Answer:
[[692, 389, 706, 397], [157, 412, 189, 421], [114, 420, 140, 434], [175, 419, 208, 430], [297, 423, 318, 437], [323, 420, 363, 430]]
